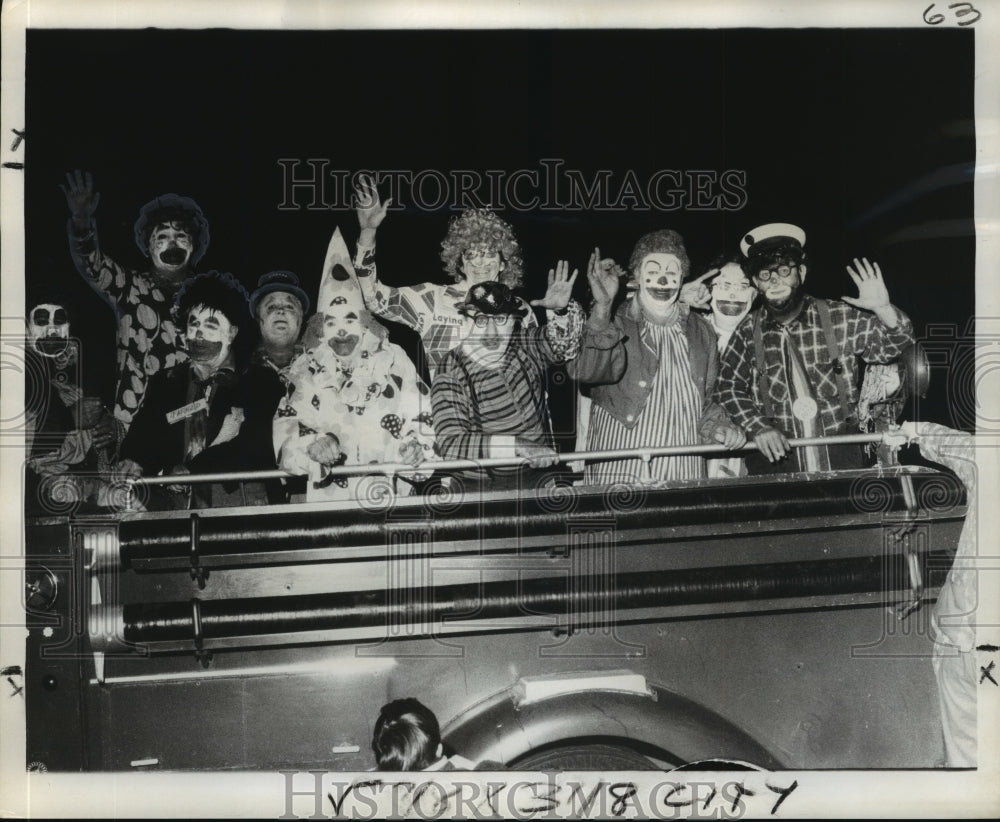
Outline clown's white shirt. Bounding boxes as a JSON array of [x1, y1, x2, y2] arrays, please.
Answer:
[[273, 340, 436, 502]]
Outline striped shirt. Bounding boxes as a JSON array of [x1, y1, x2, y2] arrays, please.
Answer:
[[432, 326, 564, 465], [586, 320, 703, 484]]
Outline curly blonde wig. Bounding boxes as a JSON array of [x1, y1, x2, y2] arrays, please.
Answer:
[[439, 208, 524, 288]]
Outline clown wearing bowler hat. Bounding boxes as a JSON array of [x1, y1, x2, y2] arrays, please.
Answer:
[[431, 260, 584, 493], [714, 222, 915, 473]]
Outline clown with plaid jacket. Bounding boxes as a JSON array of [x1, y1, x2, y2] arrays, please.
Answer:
[[714, 223, 914, 474]]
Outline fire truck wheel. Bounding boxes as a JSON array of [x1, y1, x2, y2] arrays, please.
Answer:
[[510, 742, 663, 770]]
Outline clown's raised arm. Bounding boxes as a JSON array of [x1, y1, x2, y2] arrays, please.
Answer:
[[60, 170, 210, 428], [353, 175, 577, 376]]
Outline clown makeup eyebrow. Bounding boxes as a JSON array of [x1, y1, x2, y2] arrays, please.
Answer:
[[345, 312, 359, 320], [188, 308, 223, 327], [31, 308, 67, 325], [153, 223, 192, 239]]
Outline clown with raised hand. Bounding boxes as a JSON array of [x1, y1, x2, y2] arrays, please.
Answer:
[[570, 230, 746, 486], [352, 174, 581, 377], [61, 170, 211, 429], [714, 222, 914, 474], [431, 260, 583, 493], [686, 257, 758, 478], [273, 228, 436, 502]]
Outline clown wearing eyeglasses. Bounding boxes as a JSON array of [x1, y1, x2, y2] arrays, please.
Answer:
[[714, 223, 914, 473], [352, 175, 579, 377], [431, 265, 584, 492]]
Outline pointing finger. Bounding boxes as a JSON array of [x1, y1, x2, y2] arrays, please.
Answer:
[[690, 268, 719, 285]]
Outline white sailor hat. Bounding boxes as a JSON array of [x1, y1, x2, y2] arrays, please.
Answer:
[[739, 223, 806, 259]]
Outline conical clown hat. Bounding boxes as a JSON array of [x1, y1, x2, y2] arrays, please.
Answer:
[[317, 226, 364, 312]]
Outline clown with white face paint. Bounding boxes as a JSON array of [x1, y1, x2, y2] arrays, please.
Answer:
[[23, 297, 127, 513], [707, 260, 756, 350], [185, 304, 237, 372], [27, 303, 72, 361], [569, 230, 746, 485], [322, 299, 366, 361], [116, 271, 264, 510], [23, 297, 121, 472], [689, 258, 757, 479], [636, 252, 684, 321], [62, 170, 211, 429], [274, 228, 436, 502]]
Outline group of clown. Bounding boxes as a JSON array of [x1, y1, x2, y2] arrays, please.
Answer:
[[24, 170, 914, 511]]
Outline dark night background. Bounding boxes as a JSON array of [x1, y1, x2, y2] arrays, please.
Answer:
[[24, 28, 976, 439]]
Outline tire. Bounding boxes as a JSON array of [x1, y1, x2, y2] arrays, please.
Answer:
[[510, 742, 663, 771]]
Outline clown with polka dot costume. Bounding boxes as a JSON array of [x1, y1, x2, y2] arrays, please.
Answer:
[[273, 229, 436, 502]]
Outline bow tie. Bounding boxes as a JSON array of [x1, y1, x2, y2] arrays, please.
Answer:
[[192, 366, 237, 391]]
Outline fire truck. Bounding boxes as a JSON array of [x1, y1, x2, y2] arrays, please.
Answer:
[[22, 425, 966, 773]]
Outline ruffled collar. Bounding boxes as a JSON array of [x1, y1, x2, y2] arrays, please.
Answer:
[[305, 341, 398, 407]]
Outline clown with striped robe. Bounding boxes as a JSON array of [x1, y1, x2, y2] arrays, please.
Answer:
[[571, 232, 745, 485]]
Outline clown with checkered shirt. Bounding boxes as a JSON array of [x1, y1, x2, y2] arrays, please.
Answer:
[[714, 223, 915, 474]]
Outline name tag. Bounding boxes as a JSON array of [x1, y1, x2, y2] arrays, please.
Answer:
[[166, 398, 209, 424]]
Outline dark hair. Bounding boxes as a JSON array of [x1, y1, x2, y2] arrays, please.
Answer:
[[371, 698, 441, 771], [628, 229, 691, 279], [133, 193, 211, 265], [705, 252, 747, 274], [174, 270, 251, 330]]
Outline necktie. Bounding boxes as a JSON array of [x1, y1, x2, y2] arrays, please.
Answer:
[[782, 327, 826, 471]]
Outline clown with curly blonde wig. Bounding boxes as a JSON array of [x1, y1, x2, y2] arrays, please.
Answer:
[[351, 174, 578, 377], [439, 208, 525, 289]]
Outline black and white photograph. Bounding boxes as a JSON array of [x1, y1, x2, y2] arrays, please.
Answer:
[[1, 0, 998, 817]]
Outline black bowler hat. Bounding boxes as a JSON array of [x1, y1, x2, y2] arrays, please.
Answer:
[[250, 270, 311, 316], [457, 281, 528, 319]]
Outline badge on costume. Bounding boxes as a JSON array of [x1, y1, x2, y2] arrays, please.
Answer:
[[792, 396, 818, 422], [166, 397, 209, 424]]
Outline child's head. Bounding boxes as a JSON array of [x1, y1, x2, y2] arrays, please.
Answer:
[[372, 698, 442, 771]]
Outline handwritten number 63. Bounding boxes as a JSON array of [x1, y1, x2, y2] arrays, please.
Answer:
[[924, 3, 981, 26]]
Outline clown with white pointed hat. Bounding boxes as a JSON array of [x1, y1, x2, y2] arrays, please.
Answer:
[[273, 227, 436, 502]]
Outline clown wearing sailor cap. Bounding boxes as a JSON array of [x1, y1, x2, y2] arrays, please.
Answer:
[[714, 223, 915, 473]]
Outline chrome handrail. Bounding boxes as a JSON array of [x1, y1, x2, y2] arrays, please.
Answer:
[[130, 432, 888, 486]]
